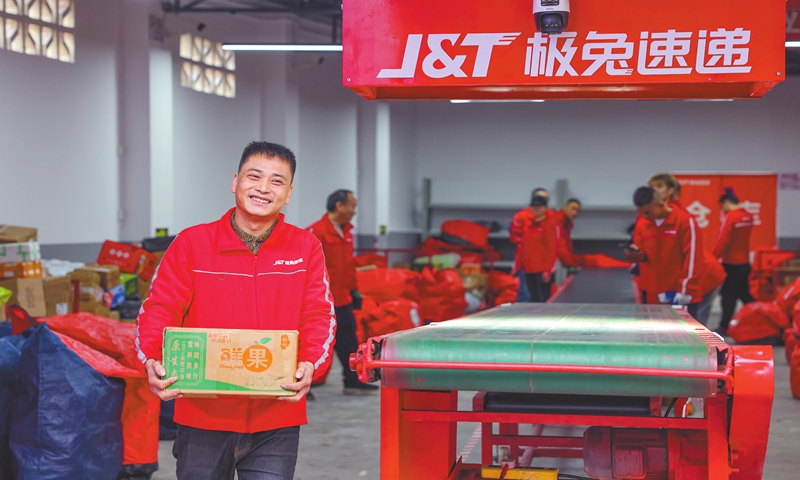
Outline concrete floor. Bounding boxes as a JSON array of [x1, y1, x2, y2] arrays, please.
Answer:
[[153, 315, 800, 480]]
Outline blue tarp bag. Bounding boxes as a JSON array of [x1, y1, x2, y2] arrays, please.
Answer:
[[9, 324, 125, 480], [0, 337, 22, 480]]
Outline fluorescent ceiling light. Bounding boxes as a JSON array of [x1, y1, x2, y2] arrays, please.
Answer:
[[450, 99, 545, 104], [787, 41, 800, 48], [223, 44, 343, 52]]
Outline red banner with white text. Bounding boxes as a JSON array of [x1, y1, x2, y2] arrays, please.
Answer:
[[674, 174, 778, 255]]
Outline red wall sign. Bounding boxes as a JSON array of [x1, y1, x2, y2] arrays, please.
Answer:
[[343, 0, 786, 100], [674, 174, 778, 254], [789, 0, 800, 41]]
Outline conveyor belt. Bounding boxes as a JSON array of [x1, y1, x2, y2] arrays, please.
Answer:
[[550, 268, 636, 304], [380, 304, 720, 397]]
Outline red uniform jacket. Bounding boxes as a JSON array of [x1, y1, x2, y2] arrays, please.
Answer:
[[308, 215, 358, 307], [517, 215, 561, 274], [552, 210, 578, 268], [632, 208, 703, 303], [511, 208, 562, 272], [136, 210, 336, 433], [713, 208, 754, 265]]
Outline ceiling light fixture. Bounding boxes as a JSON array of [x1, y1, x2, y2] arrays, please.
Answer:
[[787, 41, 800, 48], [222, 44, 343, 52]]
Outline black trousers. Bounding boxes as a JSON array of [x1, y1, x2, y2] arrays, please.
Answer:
[[719, 263, 755, 330], [525, 273, 552, 303], [334, 303, 361, 386]]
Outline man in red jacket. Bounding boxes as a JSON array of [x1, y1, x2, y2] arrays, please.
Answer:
[[137, 142, 336, 480], [552, 198, 582, 270], [517, 195, 561, 302], [511, 187, 551, 301], [308, 190, 378, 394], [713, 188, 756, 335], [627, 186, 704, 317]]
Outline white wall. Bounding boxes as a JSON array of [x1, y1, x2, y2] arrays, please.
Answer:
[[388, 103, 418, 232], [413, 78, 800, 237], [0, 0, 122, 244]]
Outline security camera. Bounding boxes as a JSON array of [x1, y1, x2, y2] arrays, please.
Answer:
[[533, 0, 570, 34]]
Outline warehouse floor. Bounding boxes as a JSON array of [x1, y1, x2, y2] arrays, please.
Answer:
[[152, 314, 800, 480]]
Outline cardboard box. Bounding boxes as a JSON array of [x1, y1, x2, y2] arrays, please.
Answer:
[[43, 276, 74, 317], [138, 277, 151, 299], [72, 264, 120, 290], [0, 241, 41, 264], [120, 273, 138, 298], [97, 241, 157, 280], [163, 327, 298, 397], [0, 260, 43, 279], [0, 278, 46, 317], [460, 273, 488, 296], [0, 225, 37, 244], [78, 297, 112, 318]]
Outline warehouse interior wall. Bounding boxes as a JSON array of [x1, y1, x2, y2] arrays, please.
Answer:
[[412, 78, 800, 239], [2, 0, 799, 253]]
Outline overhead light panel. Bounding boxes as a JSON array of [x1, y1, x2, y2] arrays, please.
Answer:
[[787, 41, 800, 48], [222, 44, 343, 52]]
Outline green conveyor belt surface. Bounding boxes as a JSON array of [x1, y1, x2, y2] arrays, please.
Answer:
[[381, 304, 720, 397]]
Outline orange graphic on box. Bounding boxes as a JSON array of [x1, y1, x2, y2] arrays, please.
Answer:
[[281, 334, 290, 350], [243, 345, 273, 372]]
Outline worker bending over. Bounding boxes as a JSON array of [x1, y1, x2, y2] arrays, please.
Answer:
[[713, 188, 756, 336], [643, 174, 725, 325], [553, 198, 582, 270], [138, 141, 336, 480], [511, 188, 552, 302], [308, 190, 378, 395], [627, 186, 706, 318], [513, 195, 560, 302]]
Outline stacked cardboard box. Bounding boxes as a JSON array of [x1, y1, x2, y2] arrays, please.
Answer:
[[69, 264, 123, 319], [0, 225, 42, 280]]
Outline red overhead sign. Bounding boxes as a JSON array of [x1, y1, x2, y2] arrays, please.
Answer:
[[343, 0, 786, 100], [789, 0, 800, 41]]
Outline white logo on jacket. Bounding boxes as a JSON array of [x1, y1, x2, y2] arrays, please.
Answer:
[[274, 258, 304, 266]]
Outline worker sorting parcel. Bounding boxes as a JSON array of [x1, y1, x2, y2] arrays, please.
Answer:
[[136, 141, 336, 480]]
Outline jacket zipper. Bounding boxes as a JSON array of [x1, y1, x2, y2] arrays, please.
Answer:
[[247, 251, 258, 432]]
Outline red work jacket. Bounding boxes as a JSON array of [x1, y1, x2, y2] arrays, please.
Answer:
[[713, 208, 754, 265], [518, 216, 561, 274], [135, 210, 336, 433], [308, 214, 358, 307], [511, 208, 557, 272], [632, 208, 703, 303]]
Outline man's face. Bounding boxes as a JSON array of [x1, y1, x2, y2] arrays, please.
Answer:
[[563, 202, 581, 220], [231, 154, 293, 220], [530, 205, 548, 219], [637, 200, 668, 222], [337, 193, 358, 224], [649, 181, 675, 203]]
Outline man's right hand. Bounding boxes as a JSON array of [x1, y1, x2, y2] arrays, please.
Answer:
[[146, 359, 182, 401], [624, 245, 646, 263]]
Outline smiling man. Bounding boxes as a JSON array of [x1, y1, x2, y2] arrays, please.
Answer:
[[136, 141, 336, 480]]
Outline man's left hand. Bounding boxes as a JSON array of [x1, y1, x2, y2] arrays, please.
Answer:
[[279, 361, 315, 403]]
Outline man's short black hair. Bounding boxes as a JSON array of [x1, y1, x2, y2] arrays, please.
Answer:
[[633, 186, 659, 207], [327, 189, 353, 212], [532, 187, 548, 196], [565, 198, 581, 206], [238, 141, 297, 181], [719, 187, 739, 204]]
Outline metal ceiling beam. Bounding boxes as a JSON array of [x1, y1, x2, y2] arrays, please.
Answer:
[[162, 0, 341, 16]]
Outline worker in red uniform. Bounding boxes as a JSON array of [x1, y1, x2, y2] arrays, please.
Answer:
[[713, 188, 756, 336], [552, 198, 582, 270], [308, 190, 378, 395], [649, 172, 682, 209], [626, 186, 704, 317], [137, 142, 336, 480], [517, 195, 561, 302], [511, 187, 551, 302]]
